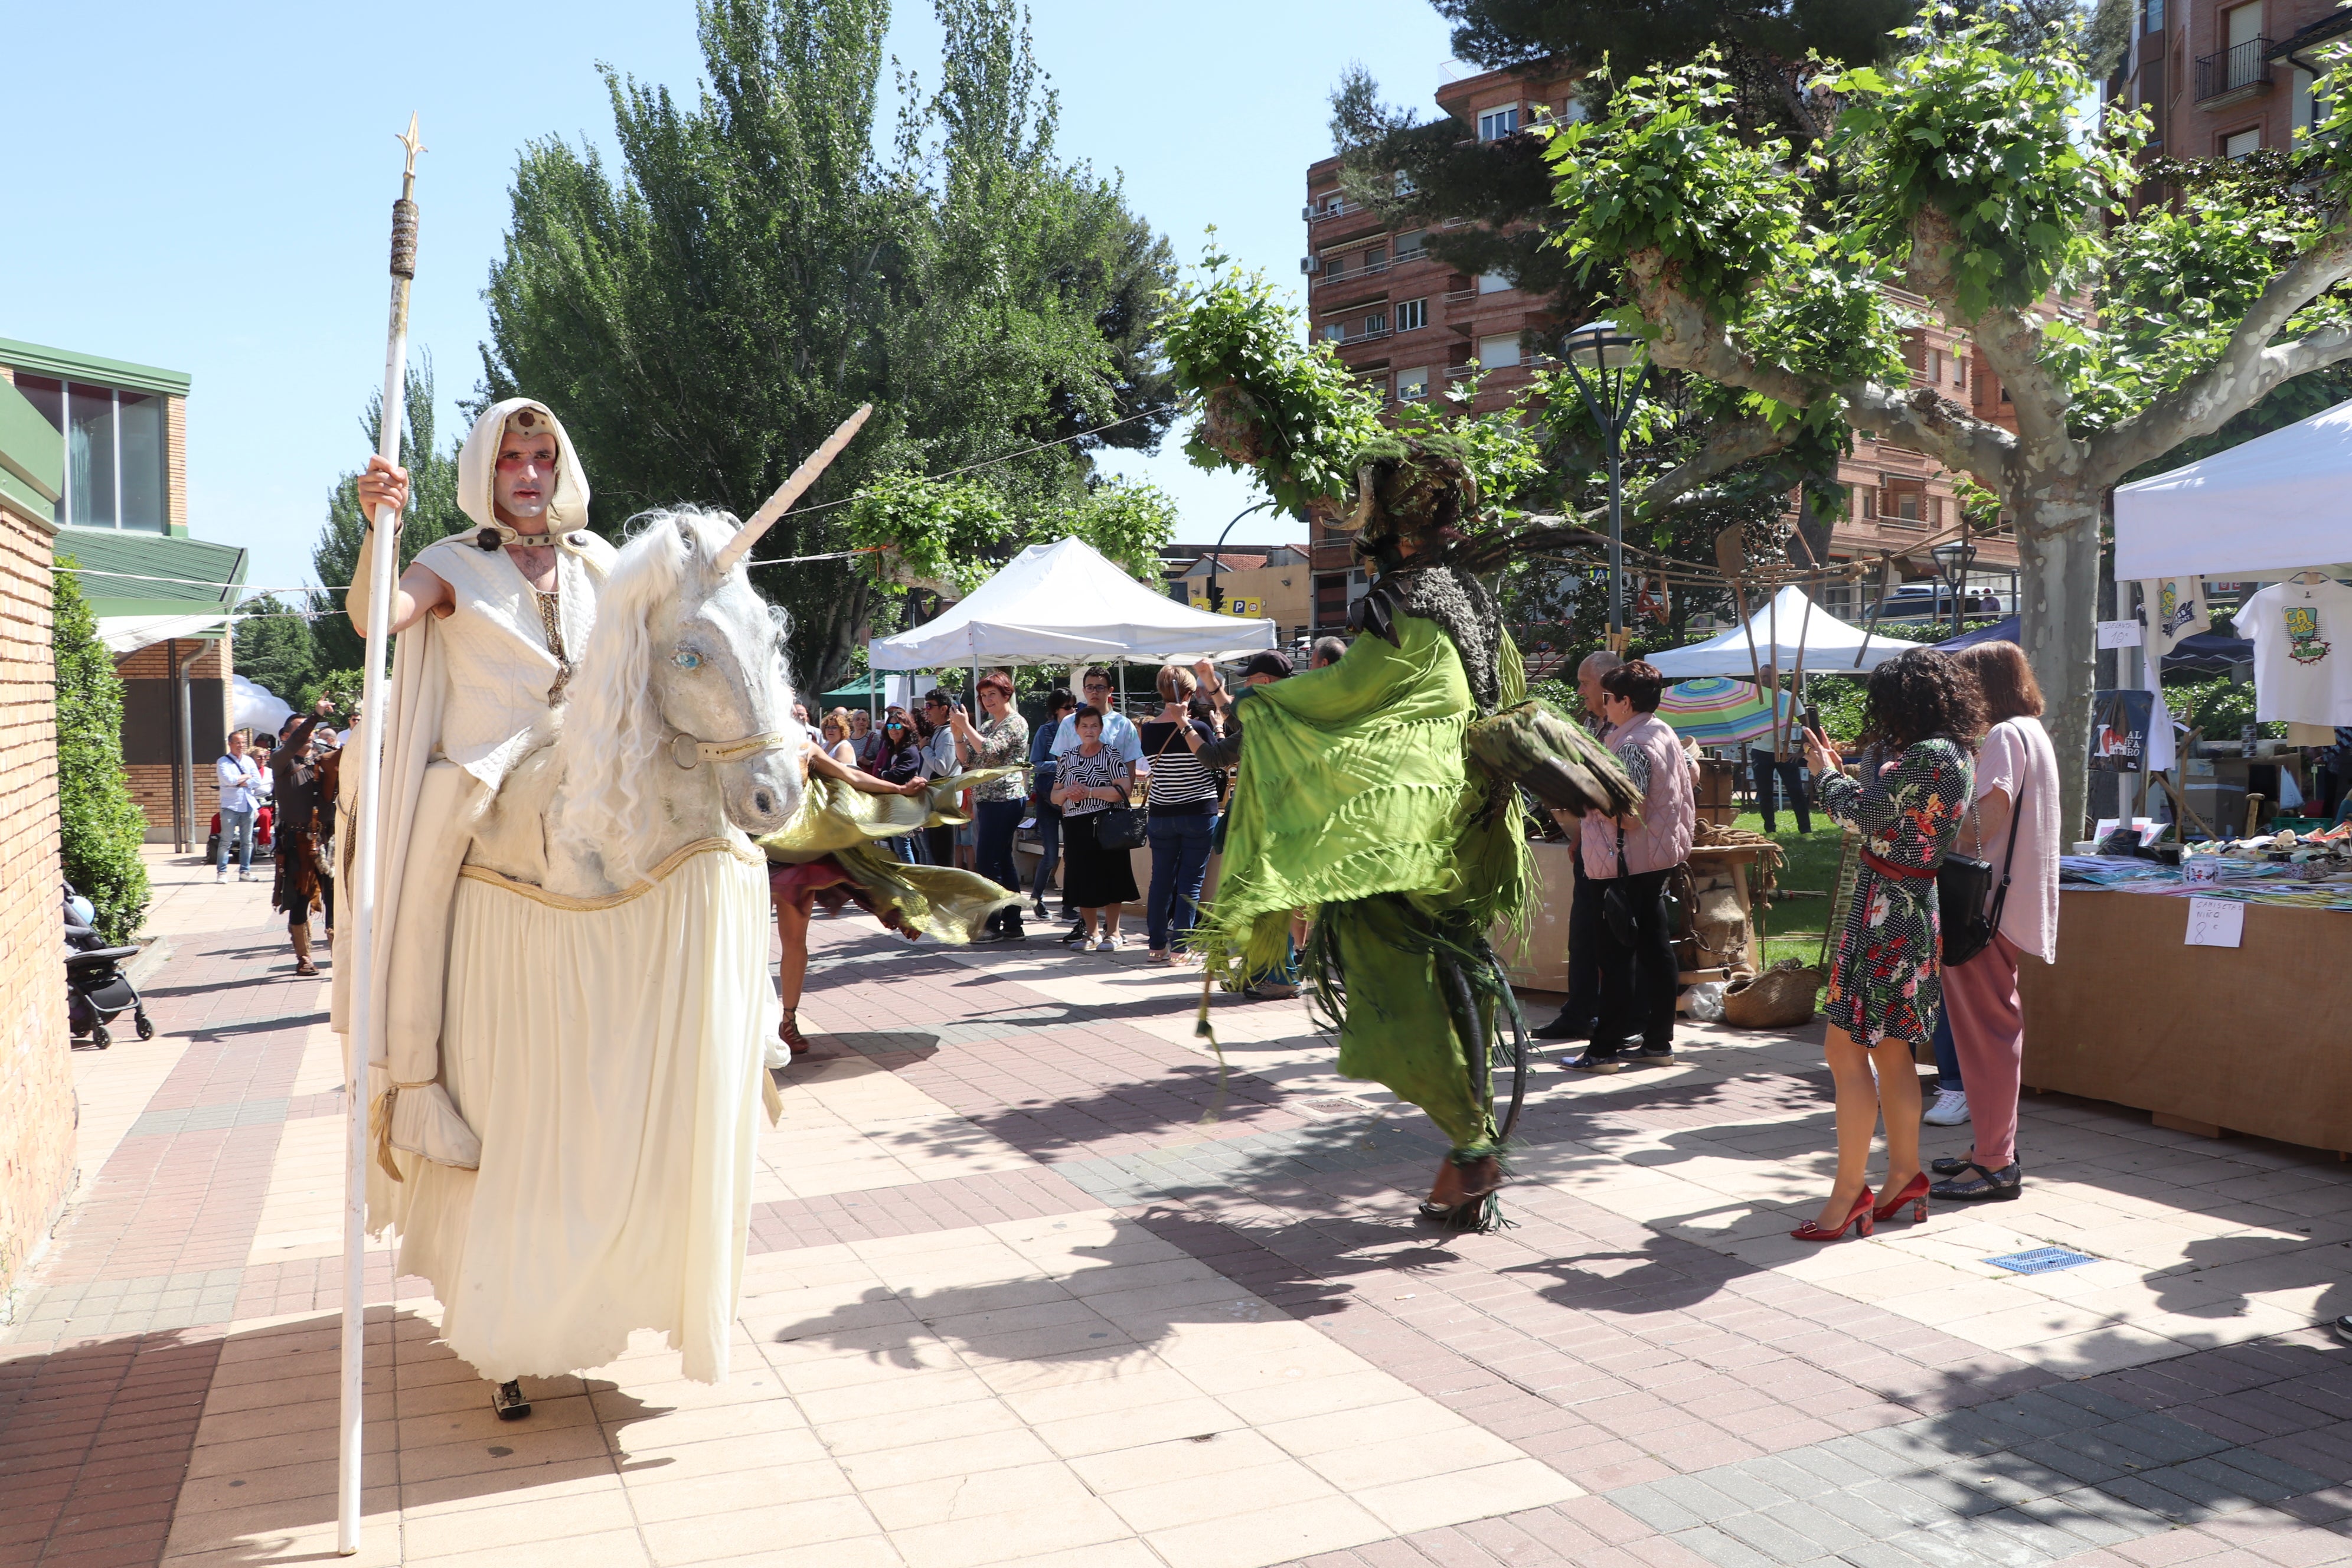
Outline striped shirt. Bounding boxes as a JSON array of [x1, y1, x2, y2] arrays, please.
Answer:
[[1140, 720, 1220, 815]]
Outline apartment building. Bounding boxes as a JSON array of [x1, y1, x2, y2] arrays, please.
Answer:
[[1301, 67, 2021, 633], [2119, 0, 2343, 164]]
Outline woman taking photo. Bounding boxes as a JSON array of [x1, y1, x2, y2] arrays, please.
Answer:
[[1139, 664, 1221, 965], [1797, 648, 1982, 1241], [1932, 641, 2060, 1204], [950, 670, 1031, 942], [1052, 709, 1138, 952], [871, 708, 927, 862]]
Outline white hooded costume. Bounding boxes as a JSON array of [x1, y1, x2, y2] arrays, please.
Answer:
[[333, 399, 773, 1384]]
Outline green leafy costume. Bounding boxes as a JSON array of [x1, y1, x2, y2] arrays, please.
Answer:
[[1204, 614, 1531, 1158], [758, 768, 1024, 943]]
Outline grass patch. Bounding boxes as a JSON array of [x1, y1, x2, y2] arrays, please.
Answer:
[[1723, 810, 1848, 972]]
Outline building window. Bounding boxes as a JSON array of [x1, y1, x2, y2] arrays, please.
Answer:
[[1364, 311, 1389, 335], [1859, 488, 1877, 520], [1822, 580, 1856, 615], [1477, 105, 1519, 141], [1394, 228, 1426, 260], [1362, 247, 1385, 272], [2224, 127, 2261, 158], [1396, 298, 1427, 331], [1476, 272, 1512, 295], [11, 374, 168, 532], [2142, 0, 2162, 31], [2141, 58, 2165, 148], [1476, 333, 1520, 368], [1322, 322, 1345, 342], [1954, 353, 1968, 388], [1396, 366, 1430, 401], [2294, 67, 2322, 135]]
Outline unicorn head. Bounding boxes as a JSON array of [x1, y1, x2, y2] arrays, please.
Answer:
[[556, 507, 803, 883]]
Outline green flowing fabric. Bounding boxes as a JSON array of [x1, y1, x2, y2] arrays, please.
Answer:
[[756, 769, 1023, 944], [1201, 616, 1531, 1154]]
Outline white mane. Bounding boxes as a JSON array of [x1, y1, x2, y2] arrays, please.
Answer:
[[554, 507, 741, 883]]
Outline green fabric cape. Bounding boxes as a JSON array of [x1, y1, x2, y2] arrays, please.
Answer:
[[1202, 616, 1533, 1153]]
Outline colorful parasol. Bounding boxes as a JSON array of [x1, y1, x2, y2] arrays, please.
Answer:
[[1656, 677, 1793, 746]]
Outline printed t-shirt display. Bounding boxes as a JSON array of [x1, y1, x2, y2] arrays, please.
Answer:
[[2235, 577, 2352, 726]]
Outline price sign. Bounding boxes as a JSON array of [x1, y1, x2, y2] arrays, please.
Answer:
[[2184, 896, 2245, 948], [2097, 619, 2144, 649]]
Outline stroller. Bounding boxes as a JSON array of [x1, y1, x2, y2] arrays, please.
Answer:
[[64, 884, 152, 1049]]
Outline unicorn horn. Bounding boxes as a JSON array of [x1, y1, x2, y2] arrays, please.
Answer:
[[713, 404, 874, 574]]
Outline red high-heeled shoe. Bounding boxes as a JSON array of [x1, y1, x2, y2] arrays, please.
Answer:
[[1872, 1171, 1929, 1226], [1791, 1187, 1874, 1242]]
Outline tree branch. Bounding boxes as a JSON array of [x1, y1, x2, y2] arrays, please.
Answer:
[[2090, 220, 2352, 483], [1902, 205, 2073, 458], [1631, 415, 1798, 518], [1625, 246, 2018, 488]]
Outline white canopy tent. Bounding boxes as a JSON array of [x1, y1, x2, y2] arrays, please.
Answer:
[[867, 536, 1279, 670], [2115, 397, 2352, 580], [1643, 584, 1909, 678]]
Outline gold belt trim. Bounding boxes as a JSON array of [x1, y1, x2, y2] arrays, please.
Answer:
[[458, 837, 763, 911]]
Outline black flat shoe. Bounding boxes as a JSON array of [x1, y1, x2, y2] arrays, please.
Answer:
[[1929, 1160, 2023, 1203], [493, 1380, 532, 1420], [1931, 1154, 2024, 1177], [1533, 1011, 1593, 1041], [1564, 1054, 1621, 1074]]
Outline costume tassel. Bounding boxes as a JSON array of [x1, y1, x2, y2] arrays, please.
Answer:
[[1194, 969, 1229, 1123], [368, 1088, 406, 1184]]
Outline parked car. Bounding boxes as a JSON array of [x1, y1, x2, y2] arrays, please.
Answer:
[[1876, 583, 2007, 620]]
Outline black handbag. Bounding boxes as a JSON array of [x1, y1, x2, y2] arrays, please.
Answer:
[[1602, 824, 1639, 945], [1095, 803, 1147, 850], [1940, 771, 2027, 966]]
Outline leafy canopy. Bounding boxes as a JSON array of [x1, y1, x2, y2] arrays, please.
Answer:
[[53, 563, 151, 943]]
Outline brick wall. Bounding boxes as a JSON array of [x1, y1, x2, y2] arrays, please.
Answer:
[[115, 638, 231, 844], [0, 498, 73, 1302], [166, 396, 188, 535]]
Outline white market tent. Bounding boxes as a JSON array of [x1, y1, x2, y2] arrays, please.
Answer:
[[867, 535, 1278, 670], [2115, 396, 2352, 580], [1644, 584, 1910, 678]]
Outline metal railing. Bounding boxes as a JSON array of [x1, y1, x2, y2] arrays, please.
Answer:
[[2196, 37, 2270, 102], [1316, 255, 1391, 285], [1308, 199, 1366, 224]]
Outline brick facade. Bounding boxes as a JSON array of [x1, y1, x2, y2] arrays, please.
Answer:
[[0, 496, 73, 1304], [2124, 0, 2343, 168], [112, 637, 232, 845]]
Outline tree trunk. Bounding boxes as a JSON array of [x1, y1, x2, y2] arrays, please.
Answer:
[[2012, 493, 2103, 842]]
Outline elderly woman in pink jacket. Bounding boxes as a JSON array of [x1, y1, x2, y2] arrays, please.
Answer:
[[1567, 659, 1697, 1073]]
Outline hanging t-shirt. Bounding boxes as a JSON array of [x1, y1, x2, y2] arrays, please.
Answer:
[[2234, 578, 2352, 727], [2139, 576, 2211, 657]]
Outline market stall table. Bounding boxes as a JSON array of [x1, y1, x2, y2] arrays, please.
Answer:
[[2020, 889, 2352, 1154]]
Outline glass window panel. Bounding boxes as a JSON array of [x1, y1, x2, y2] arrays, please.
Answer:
[[118, 391, 165, 532], [11, 376, 64, 526], [68, 383, 116, 528]]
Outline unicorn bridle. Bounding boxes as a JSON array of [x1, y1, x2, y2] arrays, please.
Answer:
[[668, 731, 793, 770]]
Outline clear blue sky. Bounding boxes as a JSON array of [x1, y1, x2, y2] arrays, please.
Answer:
[[4, 0, 1465, 594]]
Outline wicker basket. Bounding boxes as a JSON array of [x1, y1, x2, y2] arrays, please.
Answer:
[[1720, 959, 1822, 1029]]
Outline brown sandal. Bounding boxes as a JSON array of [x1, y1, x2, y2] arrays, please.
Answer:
[[1417, 1154, 1505, 1230], [779, 1008, 811, 1056]]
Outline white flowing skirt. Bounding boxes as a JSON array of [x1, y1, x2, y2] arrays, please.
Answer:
[[368, 840, 772, 1383]]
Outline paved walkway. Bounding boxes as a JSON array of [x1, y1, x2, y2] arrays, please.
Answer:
[[4, 848, 2351, 1568]]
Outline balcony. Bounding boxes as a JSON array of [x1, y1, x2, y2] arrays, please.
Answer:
[[1316, 254, 1390, 286], [1322, 325, 1394, 348], [2196, 37, 2271, 106]]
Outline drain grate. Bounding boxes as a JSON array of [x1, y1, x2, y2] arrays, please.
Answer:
[[1983, 1246, 2097, 1275], [1299, 1098, 1371, 1116]]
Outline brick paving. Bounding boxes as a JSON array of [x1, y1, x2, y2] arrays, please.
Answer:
[[1, 851, 2347, 1568]]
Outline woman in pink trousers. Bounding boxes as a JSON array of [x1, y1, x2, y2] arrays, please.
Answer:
[[1932, 641, 2061, 1203]]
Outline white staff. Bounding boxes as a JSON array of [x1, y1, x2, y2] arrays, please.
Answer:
[[341, 113, 423, 1557]]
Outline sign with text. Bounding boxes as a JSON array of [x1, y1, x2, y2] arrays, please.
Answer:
[[2184, 896, 2245, 948], [2096, 618, 2145, 649]]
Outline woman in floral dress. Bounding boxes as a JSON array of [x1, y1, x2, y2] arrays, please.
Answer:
[[1796, 649, 1982, 1242]]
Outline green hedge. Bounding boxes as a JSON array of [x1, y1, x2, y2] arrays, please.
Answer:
[[53, 561, 151, 943]]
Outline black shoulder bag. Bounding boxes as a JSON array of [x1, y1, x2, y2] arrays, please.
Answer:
[[1602, 823, 1639, 946], [1939, 769, 2028, 966], [1093, 729, 1155, 851]]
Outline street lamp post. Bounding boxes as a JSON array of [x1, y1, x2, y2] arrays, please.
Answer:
[[1203, 498, 1275, 616], [1930, 535, 1978, 641], [1560, 317, 1651, 648]]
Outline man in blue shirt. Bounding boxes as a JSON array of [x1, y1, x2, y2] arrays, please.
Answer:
[[215, 731, 265, 883], [1051, 667, 1141, 764], [1027, 688, 1076, 922]]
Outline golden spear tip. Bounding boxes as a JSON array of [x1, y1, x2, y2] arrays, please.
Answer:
[[397, 113, 426, 179]]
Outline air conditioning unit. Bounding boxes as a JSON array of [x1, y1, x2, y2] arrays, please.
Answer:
[[1299, 256, 1319, 275], [1301, 205, 1315, 222]]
